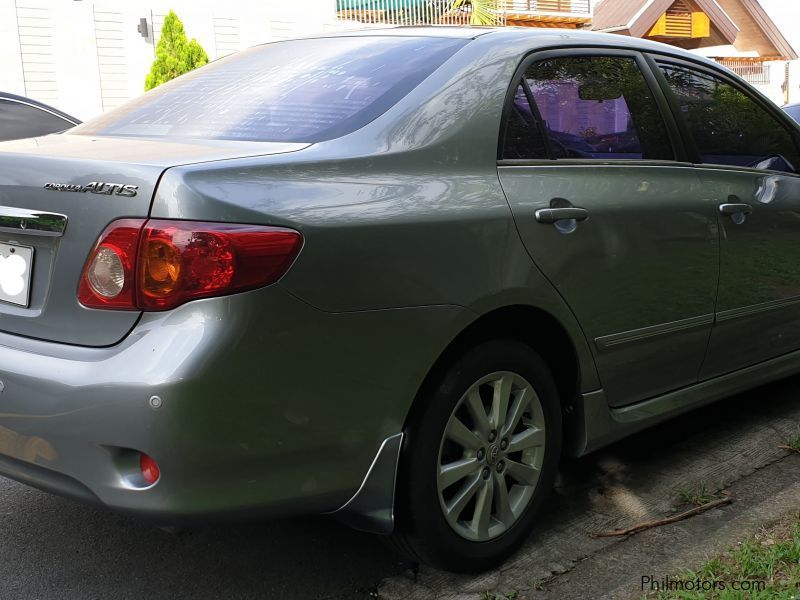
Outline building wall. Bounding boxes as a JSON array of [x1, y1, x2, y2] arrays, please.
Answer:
[[0, 0, 340, 121]]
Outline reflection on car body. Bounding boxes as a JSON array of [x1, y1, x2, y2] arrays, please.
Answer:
[[0, 27, 799, 573]]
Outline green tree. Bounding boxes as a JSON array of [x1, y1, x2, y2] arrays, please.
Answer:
[[144, 10, 209, 91], [448, 0, 501, 24]]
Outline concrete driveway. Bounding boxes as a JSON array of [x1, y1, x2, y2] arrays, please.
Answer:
[[1, 377, 799, 600]]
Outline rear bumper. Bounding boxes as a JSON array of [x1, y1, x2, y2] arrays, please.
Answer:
[[0, 286, 467, 521]]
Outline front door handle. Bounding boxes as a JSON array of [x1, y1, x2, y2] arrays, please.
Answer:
[[535, 207, 589, 224], [719, 203, 752, 216]]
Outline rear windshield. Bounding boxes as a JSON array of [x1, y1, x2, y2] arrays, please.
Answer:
[[73, 36, 467, 143]]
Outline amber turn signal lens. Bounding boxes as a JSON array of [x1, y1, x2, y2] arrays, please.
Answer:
[[142, 238, 181, 297]]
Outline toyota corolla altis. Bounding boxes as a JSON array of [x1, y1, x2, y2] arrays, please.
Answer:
[[1, 27, 799, 572]]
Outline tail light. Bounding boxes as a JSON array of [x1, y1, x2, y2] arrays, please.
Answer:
[[79, 219, 302, 311]]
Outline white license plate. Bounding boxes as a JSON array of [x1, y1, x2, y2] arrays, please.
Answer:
[[0, 242, 33, 307]]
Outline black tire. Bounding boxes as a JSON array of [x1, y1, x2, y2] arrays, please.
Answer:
[[389, 339, 562, 573]]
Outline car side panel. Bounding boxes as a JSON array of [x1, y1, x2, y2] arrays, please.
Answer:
[[499, 164, 719, 407], [696, 168, 800, 378], [152, 156, 600, 395]]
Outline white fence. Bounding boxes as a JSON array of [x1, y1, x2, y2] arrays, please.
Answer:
[[334, 0, 590, 26]]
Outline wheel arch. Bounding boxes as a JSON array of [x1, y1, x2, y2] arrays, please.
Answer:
[[404, 304, 582, 443]]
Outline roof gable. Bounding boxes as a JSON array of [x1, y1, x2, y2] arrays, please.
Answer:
[[734, 0, 796, 59], [592, 0, 738, 44]]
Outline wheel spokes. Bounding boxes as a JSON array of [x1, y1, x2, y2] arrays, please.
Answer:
[[445, 416, 482, 451], [470, 476, 494, 539], [437, 370, 547, 542], [465, 389, 491, 439], [490, 373, 514, 430], [445, 472, 482, 519], [438, 457, 479, 489], [507, 426, 545, 453], [492, 471, 514, 528], [501, 387, 529, 437], [505, 459, 540, 486]]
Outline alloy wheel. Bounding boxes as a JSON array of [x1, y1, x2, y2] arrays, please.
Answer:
[[436, 371, 546, 542]]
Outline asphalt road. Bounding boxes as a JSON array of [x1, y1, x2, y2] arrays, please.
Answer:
[[1, 377, 799, 600], [0, 481, 408, 600]]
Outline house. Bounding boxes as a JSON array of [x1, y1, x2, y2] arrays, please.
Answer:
[[591, 0, 797, 102]]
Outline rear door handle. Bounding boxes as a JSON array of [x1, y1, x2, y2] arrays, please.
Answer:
[[535, 207, 589, 224], [718, 203, 752, 216]]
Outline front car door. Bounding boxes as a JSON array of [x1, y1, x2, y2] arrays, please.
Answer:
[[498, 49, 720, 407], [653, 58, 800, 379]]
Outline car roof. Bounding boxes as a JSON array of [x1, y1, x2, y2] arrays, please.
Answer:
[[298, 26, 723, 68], [0, 91, 80, 124]]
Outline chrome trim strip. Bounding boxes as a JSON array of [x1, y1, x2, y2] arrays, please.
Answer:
[[0, 97, 79, 126], [497, 160, 695, 168], [716, 295, 800, 322], [594, 314, 714, 350], [0, 206, 68, 237]]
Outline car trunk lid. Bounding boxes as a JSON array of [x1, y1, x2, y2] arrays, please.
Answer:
[[0, 134, 306, 346]]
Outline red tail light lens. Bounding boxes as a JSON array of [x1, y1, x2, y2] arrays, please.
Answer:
[[78, 219, 145, 310], [79, 220, 302, 311]]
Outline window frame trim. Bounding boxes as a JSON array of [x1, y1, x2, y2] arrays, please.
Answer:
[[496, 46, 688, 165], [0, 97, 79, 128], [646, 52, 800, 178]]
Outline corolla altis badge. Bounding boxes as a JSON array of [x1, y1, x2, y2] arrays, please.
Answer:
[[44, 181, 138, 197]]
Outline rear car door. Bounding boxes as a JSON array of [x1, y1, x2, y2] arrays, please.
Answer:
[[498, 49, 720, 407], [654, 58, 800, 378]]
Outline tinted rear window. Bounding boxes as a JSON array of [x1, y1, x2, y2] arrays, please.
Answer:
[[73, 36, 467, 143]]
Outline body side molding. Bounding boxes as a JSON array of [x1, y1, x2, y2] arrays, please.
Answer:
[[594, 313, 714, 351]]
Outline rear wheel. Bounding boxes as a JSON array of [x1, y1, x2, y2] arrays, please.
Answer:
[[390, 340, 562, 572]]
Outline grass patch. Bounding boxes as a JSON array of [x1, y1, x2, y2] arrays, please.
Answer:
[[679, 481, 714, 507], [646, 512, 800, 599], [781, 429, 800, 453]]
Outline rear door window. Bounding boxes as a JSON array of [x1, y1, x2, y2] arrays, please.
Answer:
[[658, 63, 800, 172], [501, 55, 673, 161], [74, 36, 467, 143]]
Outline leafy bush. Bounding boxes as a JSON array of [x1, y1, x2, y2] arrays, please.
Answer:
[[144, 10, 209, 91]]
